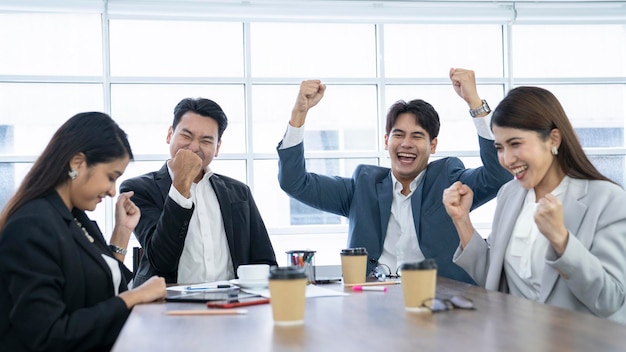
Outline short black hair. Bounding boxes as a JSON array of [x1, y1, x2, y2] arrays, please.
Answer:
[[172, 98, 228, 140], [385, 99, 440, 141]]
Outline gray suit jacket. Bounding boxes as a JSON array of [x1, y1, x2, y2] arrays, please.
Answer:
[[455, 178, 626, 323]]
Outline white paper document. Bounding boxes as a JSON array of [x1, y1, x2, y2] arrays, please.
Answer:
[[242, 284, 348, 298]]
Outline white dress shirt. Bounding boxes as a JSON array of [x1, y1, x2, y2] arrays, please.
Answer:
[[101, 254, 121, 295], [377, 172, 426, 273], [168, 165, 234, 284]]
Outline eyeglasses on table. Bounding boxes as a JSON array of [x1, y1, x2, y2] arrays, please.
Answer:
[[368, 262, 401, 280], [421, 296, 475, 313]]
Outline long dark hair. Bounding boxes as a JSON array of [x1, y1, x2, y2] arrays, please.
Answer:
[[492, 86, 612, 183], [0, 112, 133, 231]]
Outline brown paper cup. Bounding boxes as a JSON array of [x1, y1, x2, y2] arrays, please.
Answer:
[[268, 267, 307, 326], [399, 259, 437, 313], [340, 255, 367, 285], [340, 248, 368, 285]]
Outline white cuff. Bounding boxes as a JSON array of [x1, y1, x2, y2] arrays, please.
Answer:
[[279, 123, 305, 149], [473, 112, 494, 140], [168, 185, 193, 209]]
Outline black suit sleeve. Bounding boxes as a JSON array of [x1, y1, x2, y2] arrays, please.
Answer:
[[212, 175, 277, 269], [245, 188, 278, 266], [121, 177, 193, 277]]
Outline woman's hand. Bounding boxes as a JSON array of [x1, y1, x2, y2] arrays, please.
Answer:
[[110, 192, 140, 261], [443, 181, 476, 249], [443, 181, 474, 220], [119, 276, 166, 309], [115, 191, 140, 232], [535, 193, 569, 256]]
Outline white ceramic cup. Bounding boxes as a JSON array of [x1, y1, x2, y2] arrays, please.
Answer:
[[237, 264, 270, 282]]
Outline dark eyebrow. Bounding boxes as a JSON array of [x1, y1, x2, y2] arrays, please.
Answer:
[[391, 128, 426, 137], [506, 136, 522, 143], [494, 136, 522, 147]]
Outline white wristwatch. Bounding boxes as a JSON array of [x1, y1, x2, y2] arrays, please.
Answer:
[[469, 100, 491, 117]]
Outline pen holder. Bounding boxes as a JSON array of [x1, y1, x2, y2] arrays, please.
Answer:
[[285, 250, 316, 284]]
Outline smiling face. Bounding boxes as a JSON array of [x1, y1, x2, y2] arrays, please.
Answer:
[[69, 156, 130, 211], [493, 125, 564, 198], [384, 112, 437, 186], [167, 111, 222, 172]]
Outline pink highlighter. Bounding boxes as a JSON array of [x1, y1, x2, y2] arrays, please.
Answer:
[[352, 285, 387, 292]]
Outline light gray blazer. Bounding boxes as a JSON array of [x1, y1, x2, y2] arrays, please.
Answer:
[[454, 178, 626, 323]]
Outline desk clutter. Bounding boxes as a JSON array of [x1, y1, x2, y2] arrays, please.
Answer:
[[165, 252, 450, 325], [117, 276, 626, 352]]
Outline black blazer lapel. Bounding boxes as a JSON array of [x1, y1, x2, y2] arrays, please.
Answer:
[[209, 175, 235, 259], [45, 193, 113, 287], [155, 162, 172, 202], [71, 211, 115, 283]]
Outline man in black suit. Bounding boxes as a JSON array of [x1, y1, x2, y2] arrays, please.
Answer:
[[121, 98, 276, 286]]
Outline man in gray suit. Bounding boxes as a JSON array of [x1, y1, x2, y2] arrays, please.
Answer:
[[277, 68, 511, 284]]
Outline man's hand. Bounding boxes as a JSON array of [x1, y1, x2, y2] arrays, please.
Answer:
[[169, 149, 202, 198], [449, 68, 483, 111], [290, 80, 326, 128]]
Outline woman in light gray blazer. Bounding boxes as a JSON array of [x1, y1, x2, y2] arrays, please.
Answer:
[[443, 86, 626, 323]]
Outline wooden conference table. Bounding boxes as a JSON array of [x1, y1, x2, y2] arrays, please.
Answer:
[[112, 277, 626, 352]]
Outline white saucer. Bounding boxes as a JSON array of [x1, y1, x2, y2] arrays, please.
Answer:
[[230, 279, 269, 290]]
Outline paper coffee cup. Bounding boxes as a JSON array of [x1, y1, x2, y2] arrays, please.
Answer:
[[340, 247, 368, 285], [268, 266, 307, 326], [399, 259, 437, 313]]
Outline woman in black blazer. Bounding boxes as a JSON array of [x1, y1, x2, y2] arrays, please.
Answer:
[[0, 112, 166, 351]]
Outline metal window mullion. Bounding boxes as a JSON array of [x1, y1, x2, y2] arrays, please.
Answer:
[[243, 21, 255, 191], [102, 0, 114, 237], [376, 22, 388, 167]]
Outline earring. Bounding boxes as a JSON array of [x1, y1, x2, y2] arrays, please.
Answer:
[[551, 146, 558, 156], [68, 169, 79, 179]]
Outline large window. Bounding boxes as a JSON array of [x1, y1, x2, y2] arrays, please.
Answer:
[[1, 1, 626, 267]]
